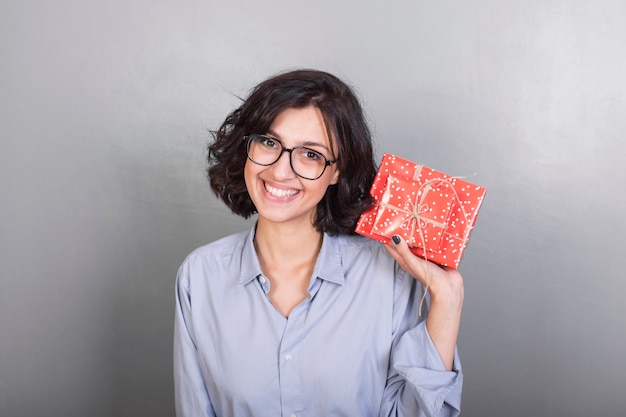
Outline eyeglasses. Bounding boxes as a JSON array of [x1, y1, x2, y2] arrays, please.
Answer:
[[244, 134, 337, 180]]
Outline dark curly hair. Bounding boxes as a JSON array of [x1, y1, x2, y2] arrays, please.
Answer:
[[207, 69, 377, 235]]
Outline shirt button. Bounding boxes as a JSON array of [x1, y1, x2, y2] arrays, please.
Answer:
[[289, 414, 297, 417], [285, 353, 294, 361], [259, 276, 266, 285]]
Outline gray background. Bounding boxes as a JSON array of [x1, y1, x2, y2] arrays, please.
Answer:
[[1, 0, 625, 416]]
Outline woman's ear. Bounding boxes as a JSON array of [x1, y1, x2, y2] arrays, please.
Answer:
[[330, 168, 340, 185]]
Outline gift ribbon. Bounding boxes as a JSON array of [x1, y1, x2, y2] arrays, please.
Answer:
[[377, 178, 451, 249]]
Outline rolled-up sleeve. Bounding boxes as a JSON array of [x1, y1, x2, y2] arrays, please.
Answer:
[[379, 270, 463, 417], [392, 322, 462, 416]]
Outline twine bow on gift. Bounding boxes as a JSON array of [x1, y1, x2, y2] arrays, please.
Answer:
[[377, 178, 453, 252], [401, 182, 449, 248]]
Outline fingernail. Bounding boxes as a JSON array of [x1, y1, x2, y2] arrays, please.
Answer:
[[392, 235, 401, 245]]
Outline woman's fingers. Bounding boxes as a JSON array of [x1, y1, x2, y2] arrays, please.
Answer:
[[384, 235, 464, 300], [385, 235, 440, 286]]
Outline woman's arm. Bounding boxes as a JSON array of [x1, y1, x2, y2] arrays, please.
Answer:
[[378, 238, 463, 417], [384, 235, 464, 371]]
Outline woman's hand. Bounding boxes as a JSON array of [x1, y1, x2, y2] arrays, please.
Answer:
[[385, 235, 464, 371]]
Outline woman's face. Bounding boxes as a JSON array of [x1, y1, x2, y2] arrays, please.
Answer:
[[244, 106, 340, 229]]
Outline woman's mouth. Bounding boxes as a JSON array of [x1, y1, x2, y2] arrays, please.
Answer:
[[264, 182, 299, 198]]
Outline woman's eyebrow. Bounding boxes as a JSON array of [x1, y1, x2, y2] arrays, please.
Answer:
[[267, 129, 331, 152]]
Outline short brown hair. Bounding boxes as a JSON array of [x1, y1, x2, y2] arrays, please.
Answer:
[[207, 69, 376, 235]]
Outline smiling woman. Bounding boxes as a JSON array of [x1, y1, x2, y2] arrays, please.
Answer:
[[173, 69, 465, 417], [206, 69, 375, 235]]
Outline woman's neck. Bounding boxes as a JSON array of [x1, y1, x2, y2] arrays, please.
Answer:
[[253, 219, 324, 317], [253, 218, 323, 270]]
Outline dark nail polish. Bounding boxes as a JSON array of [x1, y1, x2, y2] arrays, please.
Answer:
[[392, 235, 401, 245]]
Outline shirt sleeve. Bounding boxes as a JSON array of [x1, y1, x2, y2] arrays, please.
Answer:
[[379, 269, 463, 417], [173, 259, 217, 417]]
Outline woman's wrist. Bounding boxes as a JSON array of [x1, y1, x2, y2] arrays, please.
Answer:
[[427, 268, 464, 312]]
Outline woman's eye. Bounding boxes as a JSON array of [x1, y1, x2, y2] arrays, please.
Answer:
[[260, 137, 277, 148], [302, 149, 322, 161]]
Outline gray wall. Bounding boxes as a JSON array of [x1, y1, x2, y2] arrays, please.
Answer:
[[1, 1, 625, 416]]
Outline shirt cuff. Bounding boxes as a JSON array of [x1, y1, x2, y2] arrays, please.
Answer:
[[393, 321, 463, 415]]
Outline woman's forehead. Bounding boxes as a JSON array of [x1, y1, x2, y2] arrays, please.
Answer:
[[267, 106, 338, 151]]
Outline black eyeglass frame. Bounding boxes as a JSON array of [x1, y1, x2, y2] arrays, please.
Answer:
[[243, 134, 338, 180]]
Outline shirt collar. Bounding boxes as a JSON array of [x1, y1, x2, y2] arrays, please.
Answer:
[[238, 225, 346, 287], [239, 227, 263, 285], [312, 232, 345, 286]]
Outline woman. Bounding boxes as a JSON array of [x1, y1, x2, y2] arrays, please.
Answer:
[[174, 69, 464, 416]]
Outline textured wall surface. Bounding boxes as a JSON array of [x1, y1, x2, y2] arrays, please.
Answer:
[[1, 1, 625, 416]]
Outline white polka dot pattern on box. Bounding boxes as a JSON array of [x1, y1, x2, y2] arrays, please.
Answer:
[[355, 153, 486, 269]]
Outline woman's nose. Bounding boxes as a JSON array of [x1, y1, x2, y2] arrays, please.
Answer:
[[270, 150, 296, 179]]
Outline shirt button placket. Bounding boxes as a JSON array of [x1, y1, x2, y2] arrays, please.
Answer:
[[279, 307, 305, 417], [279, 348, 300, 417]]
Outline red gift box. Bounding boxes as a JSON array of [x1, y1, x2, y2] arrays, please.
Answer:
[[355, 153, 486, 269]]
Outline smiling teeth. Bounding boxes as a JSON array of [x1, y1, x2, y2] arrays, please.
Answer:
[[265, 183, 298, 198]]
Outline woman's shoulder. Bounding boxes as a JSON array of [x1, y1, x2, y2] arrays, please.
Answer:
[[333, 233, 391, 262], [334, 232, 384, 249], [182, 230, 250, 264], [176, 230, 252, 291]]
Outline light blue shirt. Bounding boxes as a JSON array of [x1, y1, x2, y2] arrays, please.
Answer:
[[174, 227, 463, 417]]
